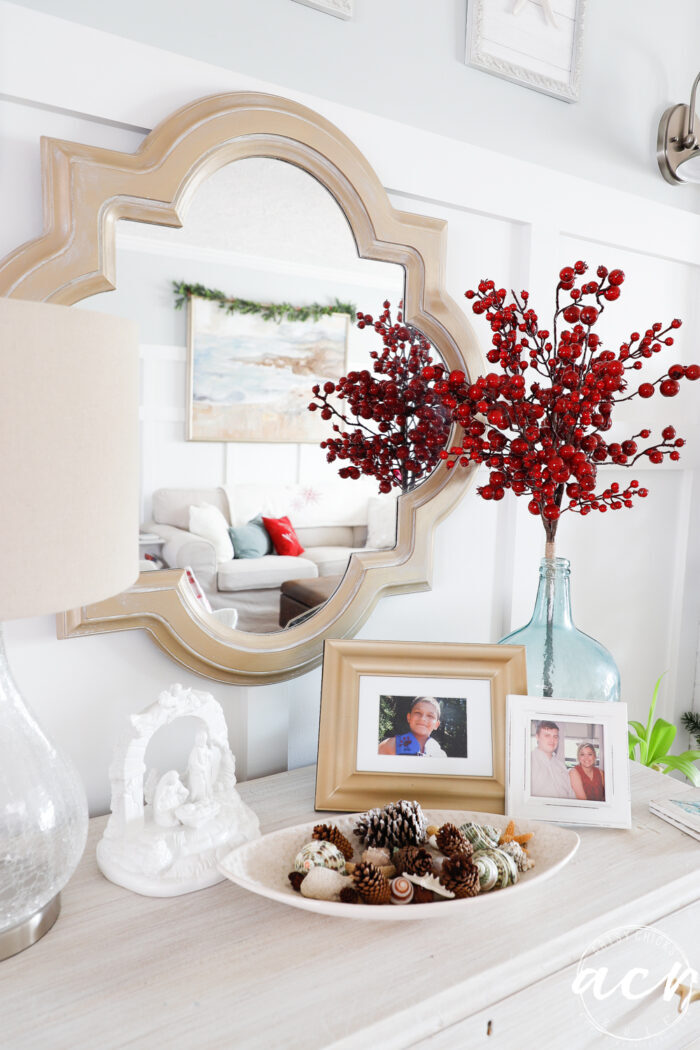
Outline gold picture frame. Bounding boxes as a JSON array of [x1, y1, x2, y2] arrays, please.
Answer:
[[315, 638, 527, 813]]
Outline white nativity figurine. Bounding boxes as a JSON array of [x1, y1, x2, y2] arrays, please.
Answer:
[[97, 683, 260, 896]]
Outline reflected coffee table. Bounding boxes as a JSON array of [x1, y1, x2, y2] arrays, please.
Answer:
[[279, 574, 342, 628]]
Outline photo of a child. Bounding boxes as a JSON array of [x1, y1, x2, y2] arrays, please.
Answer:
[[377, 695, 467, 758]]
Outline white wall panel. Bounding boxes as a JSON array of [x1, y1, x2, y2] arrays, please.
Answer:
[[225, 443, 300, 489]]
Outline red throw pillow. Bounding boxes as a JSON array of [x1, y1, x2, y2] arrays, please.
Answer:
[[262, 515, 305, 557]]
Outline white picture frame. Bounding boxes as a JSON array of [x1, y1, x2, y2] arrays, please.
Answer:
[[291, 0, 353, 19], [506, 696, 632, 828], [465, 0, 587, 103]]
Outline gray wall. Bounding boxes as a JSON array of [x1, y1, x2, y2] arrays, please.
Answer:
[[10, 0, 700, 211]]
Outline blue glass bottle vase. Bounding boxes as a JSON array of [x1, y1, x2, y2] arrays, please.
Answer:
[[500, 557, 620, 702]]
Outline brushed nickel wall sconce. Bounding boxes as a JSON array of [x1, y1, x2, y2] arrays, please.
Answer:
[[658, 73, 700, 184]]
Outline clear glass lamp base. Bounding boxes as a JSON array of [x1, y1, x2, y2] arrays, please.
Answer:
[[0, 624, 88, 960], [0, 893, 61, 961]]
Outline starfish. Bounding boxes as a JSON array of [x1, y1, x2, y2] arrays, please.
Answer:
[[499, 819, 534, 850], [512, 0, 558, 30]]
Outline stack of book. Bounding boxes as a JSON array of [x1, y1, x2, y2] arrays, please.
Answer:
[[649, 788, 700, 843]]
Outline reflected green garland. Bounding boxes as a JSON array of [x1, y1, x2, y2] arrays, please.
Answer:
[[173, 281, 356, 324]]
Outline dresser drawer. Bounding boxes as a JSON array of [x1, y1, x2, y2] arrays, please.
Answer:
[[410, 900, 700, 1049]]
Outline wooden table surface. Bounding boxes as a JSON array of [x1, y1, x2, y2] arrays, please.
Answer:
[[2, 764, 699, 1050]]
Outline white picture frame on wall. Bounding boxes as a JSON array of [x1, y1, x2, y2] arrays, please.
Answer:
[[506, 695, 632, 829], [465, 0, 587, 103]]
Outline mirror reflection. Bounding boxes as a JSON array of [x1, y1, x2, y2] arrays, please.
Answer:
[[85, 158, 446, 633]]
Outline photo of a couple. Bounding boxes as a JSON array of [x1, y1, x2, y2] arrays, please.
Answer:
[[530, 720, 606, 802]]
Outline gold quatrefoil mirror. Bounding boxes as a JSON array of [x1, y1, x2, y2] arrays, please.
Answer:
[[0, 92, 480, 684]]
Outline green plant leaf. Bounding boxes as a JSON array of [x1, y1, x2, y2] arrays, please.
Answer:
[[628, 720, 647, 741], [646, 719, 676, 765], [645, 672, 667, 742], [657, 755, 700, 786]]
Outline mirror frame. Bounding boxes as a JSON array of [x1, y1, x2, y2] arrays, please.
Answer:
[[0, 92, 482, 684]]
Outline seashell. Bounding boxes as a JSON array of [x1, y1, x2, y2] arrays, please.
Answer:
[[458, 822, 500, 851], [294, 839, 347, 875], [499, 839, 535, 872], [405, 872, 455, 899], [472, 851, 499, 892], [362, 847, 391, 867], [475, 847, 518, 888], [498, 848, 519, 885], [299, 867, 353, 901], [389, 876, 414, 905]]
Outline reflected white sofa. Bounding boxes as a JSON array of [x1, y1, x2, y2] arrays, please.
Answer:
[[144, 483, 395, 631]]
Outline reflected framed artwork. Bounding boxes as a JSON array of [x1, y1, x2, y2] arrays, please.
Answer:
[[186, 297, 349, 442], [315, 639, 527, 812], [506, 696, 631, 828]]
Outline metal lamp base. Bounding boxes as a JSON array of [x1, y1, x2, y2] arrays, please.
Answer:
[[0, 894, 61, 961]]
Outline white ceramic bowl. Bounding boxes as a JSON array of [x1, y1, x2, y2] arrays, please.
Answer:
[[218, 809, 579, 921]]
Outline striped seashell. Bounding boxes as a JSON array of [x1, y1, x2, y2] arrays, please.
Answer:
[[498, 848, 519, 885], [483, 847, 519, 888], [458, 822, 499, 852], [472, 851, 500, 892], [499, 839, 535, 872], [482, 825, 502, 845], [294, 839, 347, 874], [389, 876, 414, 905]]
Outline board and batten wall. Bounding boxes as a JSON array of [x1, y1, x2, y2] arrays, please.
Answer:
[[1, 3, 699, 815]]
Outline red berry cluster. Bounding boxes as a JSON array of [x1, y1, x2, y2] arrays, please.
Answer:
[[308, 302, 451, 493], [438, 262, 697, 544]]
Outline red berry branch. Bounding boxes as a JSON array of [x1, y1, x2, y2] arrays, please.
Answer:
[[437, 262, 698, 553], [308, 301, 451, 493]]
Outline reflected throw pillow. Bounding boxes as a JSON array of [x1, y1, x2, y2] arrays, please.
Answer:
[[228, 515, 273, 559], [189, 503, 234, 562], [262, 515, 305, 557], [184, 567, 213, 614]]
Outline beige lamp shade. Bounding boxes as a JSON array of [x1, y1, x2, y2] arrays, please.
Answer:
[[0, 297, 139, 619]]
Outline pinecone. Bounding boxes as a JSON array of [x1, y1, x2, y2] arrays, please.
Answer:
[[436, 823, 473, 859], [353, 800, 427, 849], [393, 845, 435, 877], [439, 854, 480, 899], [312, 823, 354, 861], [339, 885, 360, 904], [288, 871, 305, 893], [352, 861, 391, 904]]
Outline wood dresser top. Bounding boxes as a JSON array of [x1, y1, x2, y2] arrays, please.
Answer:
[[2, 763, 698, 1049]]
